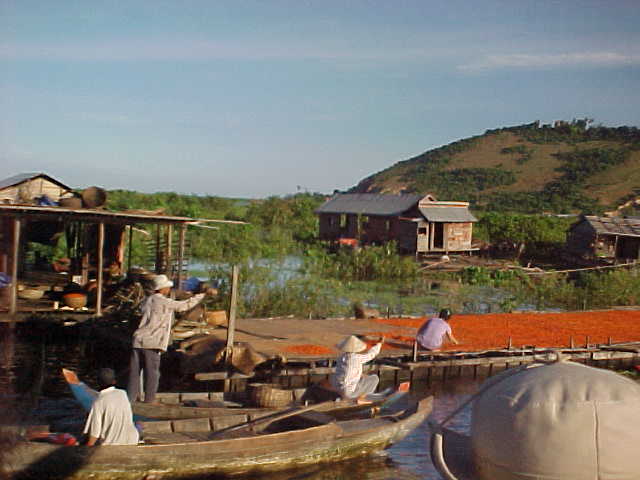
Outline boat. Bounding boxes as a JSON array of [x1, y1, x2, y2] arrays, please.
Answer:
[[4, 395, 433, 479]]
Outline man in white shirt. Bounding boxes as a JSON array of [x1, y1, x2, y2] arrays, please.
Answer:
[[84, 368, 139, 446], [127, 274, 216, 404]]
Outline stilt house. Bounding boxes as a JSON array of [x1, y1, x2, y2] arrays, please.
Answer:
[[0, 172, 215, 321], [315, 193, 477, 254], [567, 215, 640, 261]]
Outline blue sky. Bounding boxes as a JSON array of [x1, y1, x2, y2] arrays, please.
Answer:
[[1, 1, 639, 197]]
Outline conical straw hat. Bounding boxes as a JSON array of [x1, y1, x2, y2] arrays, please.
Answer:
[[337, 335, 367, 353]]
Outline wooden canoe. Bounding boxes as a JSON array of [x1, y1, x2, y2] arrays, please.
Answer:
[[4, 396, 433, 480]]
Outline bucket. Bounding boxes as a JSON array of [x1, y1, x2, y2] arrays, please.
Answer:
[[247, 383, 293, 408], [81, 186, 107, 208]]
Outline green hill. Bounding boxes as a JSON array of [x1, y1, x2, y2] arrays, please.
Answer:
[[350, 120, 640, 214]]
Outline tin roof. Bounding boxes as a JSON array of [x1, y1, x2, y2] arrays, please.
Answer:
[[0, 204, 196, 225], [582, 216, 640, 238], [0, 172, 71, 191], [419, 205, 477, 223], [315, 193, 425, 215]]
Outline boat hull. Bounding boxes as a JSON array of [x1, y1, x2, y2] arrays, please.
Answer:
[[5, 397, 432, 479]]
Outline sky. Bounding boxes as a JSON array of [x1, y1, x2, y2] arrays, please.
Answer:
[[1, 1, 639, 198]]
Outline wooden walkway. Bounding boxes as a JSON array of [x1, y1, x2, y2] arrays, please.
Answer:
[[195, 342, 640, 391]]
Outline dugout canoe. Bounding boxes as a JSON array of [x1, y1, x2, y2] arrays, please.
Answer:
[[4, 396, 432, 479]]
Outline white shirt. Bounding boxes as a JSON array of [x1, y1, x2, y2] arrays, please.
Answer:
[[331, 343, 382, 397], [133, 292, 205, 351], [83, 386, 139, 445]]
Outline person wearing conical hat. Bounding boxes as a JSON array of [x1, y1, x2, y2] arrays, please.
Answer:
[[330, 334, 384, 403], [127, 274, 217, 405]]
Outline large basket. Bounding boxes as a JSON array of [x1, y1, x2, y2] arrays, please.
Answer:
[[81, 186, 107, 208], [63, 293, 87, 309], [248, 383, 293, 408]]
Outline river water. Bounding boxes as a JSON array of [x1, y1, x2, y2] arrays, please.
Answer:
[[1, 325, 478, 480]]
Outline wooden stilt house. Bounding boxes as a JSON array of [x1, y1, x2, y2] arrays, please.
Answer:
[[567, 215, 640, 261], [315, 193, 477, 254]]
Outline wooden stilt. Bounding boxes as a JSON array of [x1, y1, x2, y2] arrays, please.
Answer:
[[9, 217, 21, 321], [176, 224, 186, 290], [96, 222, 105, 316], [224, 265, 240, 392]]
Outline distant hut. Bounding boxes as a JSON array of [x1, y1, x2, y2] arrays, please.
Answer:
[[567, 215, 640, 261], [0, 172, 72, 204], [315, 193, 477, 255]]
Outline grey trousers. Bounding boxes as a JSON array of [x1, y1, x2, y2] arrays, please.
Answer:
[[127, 348, 162, 403], [345, 374, 379, 399]]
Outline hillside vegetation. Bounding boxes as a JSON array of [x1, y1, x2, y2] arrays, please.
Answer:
[[351, 120, 640, 214]]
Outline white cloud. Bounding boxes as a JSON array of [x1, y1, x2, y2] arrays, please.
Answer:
[[459, 51, 640, 71]]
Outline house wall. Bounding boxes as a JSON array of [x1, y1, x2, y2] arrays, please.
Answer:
[[319, 213, 475, 253], [445, 223, 473, 251], [0, 178, 69, 204]]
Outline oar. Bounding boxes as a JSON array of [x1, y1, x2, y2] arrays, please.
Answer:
[[209, 400, 337, 439]]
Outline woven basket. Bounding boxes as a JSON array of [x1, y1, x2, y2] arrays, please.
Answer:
[[248, 383, 293, 408], [81, 186, 107, 208], [18, 289, 44, 300], [63, 293, 87, 309], [59, 196, 82, 209]]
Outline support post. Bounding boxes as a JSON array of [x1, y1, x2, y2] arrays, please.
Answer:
[[127, 225, 133, 271], [155, 224, 162, 273], [177, 224, 186, 290], [9, 217, 21, 320], [224, 265, 240, 392], [96, 222, 105, 316], [165, 224, 172, 275]]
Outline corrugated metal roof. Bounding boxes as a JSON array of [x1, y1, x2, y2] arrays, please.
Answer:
[[419, 206, 477, 222], [315, 193, 424, 215], [583, 216, 640, 238], [0, 172, 71, 191]]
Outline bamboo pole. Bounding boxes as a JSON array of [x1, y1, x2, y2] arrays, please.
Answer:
[[9, 217, 21, 320], [96, 222, 105, 316]]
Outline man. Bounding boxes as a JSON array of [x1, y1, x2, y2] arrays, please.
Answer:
[[84, 368, 139, 446], [127, 274, 216, 404], [416, 308, 459, 351], [330, 335, 384, 403]]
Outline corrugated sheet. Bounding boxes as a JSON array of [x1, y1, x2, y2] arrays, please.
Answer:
[[315, 193, 424, 215], [419, 206, 477, 223], [583, 216, 640, 238], [0, 172, 71, 191]]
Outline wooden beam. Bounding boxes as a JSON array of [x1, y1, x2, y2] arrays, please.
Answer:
[[177, 224, 186, 290], [9, 217, 21, 319], [127, 225, 133, 272], [226, 265, 240, 355], [155, 224, 162, 273], [165, 224, 172, 275], [96, 222, 105, 316]]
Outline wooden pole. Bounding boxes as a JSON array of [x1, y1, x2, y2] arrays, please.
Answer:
[[9, 217, 21, 320], [165, 224, 172, 275], [412, 340, 418, 362], [96, 222, 105, 316], [226, 265, 240, 357], [224, 265, 240, 392], [127, 225, 133, 271], [155, 224, 162, 273], [177, 224, 186, 290]]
